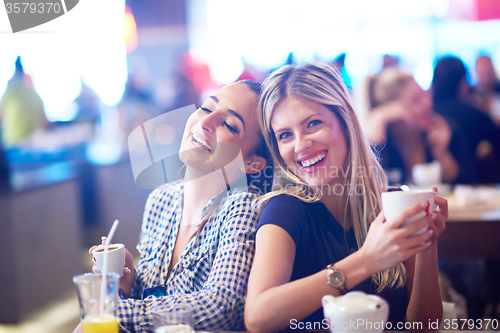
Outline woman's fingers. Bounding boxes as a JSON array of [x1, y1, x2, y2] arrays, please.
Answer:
[[92, 264, 101, 274], [436, 212, 446, 231], [428, 211, 446, 242], [433, 195, 448, 220], [406, 228, 433, 248], [401, 213, 434, 238], [371, 210, 385, 225], [89, 235, 110, 256], [404, 241, 432, 259], [388, 215, 433, 250], [385, 201, 428, 229]]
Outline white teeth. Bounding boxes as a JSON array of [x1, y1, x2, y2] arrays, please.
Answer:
[[192, 133, 211, 151], [300, 152, 326, 167]]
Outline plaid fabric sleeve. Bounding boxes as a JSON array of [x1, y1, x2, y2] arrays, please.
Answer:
[[127, 186, 166, 300], [116, 190, 258, 333]]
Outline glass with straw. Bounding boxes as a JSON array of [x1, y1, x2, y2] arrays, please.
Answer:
[[74, 220, 120, 333]]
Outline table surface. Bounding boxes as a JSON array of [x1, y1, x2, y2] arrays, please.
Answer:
[[444, 187, 500, 222], [438, 186, 500, 259]]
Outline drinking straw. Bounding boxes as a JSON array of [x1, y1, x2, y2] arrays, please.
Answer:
[[100, 219, 119, 316]]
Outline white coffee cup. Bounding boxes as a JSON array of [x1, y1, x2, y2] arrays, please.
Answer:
[[92, 243, 126, 277], [381, 190, 436, 235]]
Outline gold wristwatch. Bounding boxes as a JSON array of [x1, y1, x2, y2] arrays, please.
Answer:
[[326, 264, 347, 295]]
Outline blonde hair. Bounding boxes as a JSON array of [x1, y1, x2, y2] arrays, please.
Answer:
[[365, 67, 413, 109], [256, 62, 405, 292]]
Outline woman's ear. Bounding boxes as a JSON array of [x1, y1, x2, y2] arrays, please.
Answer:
[[242, 155, 266, 174]]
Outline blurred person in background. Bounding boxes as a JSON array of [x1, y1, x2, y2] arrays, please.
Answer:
[[0, 56, 48, 149], [366, 65, 489, 322], [470, 55, 500, 123], [463, 55, 500, 321], [382, 54, 400, 70], [72, 78, 102, 129], [363, 67, 476, 186], [432, 56, 500, 184], [155, 53, 200, 114], [331, 53, 352, 89], [432, 56, 500, 323]]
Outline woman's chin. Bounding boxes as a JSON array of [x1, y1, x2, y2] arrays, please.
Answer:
[[298, 176, 345, 194], [180, 152, 213, 172], [300, 177, 327, 189]]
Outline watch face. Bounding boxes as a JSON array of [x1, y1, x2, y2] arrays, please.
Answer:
[[330, 271, 345, 287]]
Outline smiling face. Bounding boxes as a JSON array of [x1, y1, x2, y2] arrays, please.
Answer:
[[271, 96, 348, 188], [398, 79, 432, 130], [476, 56, 496, 88], [180, 83, 264, 175]]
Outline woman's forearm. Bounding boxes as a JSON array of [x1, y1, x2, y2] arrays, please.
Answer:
[[406, 244, 443, 328], [245, 251, 373, 333]]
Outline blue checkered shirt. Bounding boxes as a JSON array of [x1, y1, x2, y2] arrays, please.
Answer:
[[117, 182, 258, 332]]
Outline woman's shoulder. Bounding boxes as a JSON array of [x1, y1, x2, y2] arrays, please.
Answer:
[[155, 181, 182, 194], [215, 188, 260, 231], [227, 186, 259, 201], [211, 187, 259, 213], [257, 194, 313, 247], [260, 193, 313, 224], [147, 181, 183, 205], [265, 193, 310, 210]]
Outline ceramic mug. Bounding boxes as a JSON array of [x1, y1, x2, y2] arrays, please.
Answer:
[[381, 189, 436, 235], [92, 243, 126, 277]]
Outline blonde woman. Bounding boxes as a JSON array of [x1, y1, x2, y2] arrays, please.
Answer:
[[363, 67, 476, 185], [244, 63, 446, 332]]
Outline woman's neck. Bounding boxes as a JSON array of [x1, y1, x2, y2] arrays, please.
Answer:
[[181, 168, 228, 227], [320, 187, 351, 231]]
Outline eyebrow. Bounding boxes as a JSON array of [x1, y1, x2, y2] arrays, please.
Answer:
[[274, 114, 317, 134], [300, 114, 316, 125], [208, 95, 246, 130], [228, 110, 245, 130]]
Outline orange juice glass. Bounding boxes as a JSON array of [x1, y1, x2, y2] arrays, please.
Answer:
[[82, 314, 119, 333], [73, 273, 120, 333]]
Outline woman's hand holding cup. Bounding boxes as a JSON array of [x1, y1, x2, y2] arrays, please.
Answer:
[[89, 237, 136, 298], [425, 186, 447, 248], [359, 200, 435, 275]]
